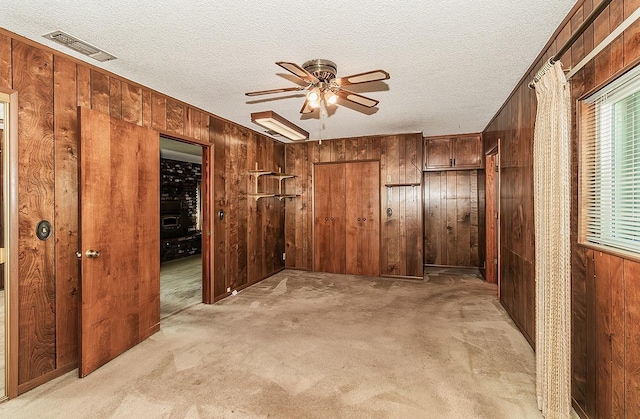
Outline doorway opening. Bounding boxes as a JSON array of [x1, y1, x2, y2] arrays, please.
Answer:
[[485, 141, 500, 293], [159, 136, 204, 319]]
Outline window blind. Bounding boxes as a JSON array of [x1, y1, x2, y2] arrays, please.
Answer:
[[581, 67, 640, 256]]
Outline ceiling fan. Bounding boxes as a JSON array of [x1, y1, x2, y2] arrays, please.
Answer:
[[245, 59, 390, 114]]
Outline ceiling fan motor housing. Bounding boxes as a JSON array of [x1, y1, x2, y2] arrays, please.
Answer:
[[302, 59, 337, 82]]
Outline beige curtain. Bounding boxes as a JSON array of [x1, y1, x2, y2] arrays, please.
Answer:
[[533, 61, 571, 419]]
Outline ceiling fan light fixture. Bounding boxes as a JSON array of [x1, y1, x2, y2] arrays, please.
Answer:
[[307, 89, 321, 107], [324, 90, 338, 105], [250, 110, 309, 142]]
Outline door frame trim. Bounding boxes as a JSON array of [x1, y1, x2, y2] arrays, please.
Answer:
[[0, 87, 19, 399], [158, 132, 213, 304], [485, 139, 501, 294]]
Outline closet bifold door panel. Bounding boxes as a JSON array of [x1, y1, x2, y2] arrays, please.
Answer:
[[345, 161, 380, 276], [314, 161, 380, 276], [314, 163, 346, 274]]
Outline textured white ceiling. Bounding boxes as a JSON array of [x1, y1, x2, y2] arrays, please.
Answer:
[[1, 0, 577, 141]]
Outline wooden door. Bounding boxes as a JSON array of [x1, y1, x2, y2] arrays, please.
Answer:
[[79, 107, 160, 377], [314, 163, 346, 274], [424, 138, 453, 169], [345, 161, 380, 276], [453, 135, 482, 168], [424, 170, 479, 267]]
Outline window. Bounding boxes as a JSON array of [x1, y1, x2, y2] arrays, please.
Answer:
[[581, 66, 640, 256]]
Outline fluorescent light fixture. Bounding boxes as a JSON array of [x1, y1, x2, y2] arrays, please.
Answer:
[[251, 110, 309, 142]]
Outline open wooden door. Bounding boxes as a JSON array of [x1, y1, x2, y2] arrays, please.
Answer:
[[78, 107, 160, 377]]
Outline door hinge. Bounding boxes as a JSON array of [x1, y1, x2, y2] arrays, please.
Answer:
[[495, 211, 498, 219], [494, 258, 498, 264]]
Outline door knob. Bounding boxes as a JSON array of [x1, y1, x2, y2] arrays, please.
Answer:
[[86, 249, 101, 258]]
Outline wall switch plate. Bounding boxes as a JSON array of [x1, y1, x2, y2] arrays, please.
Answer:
[[282, 252, 286, 260], [226, 287, 231, 292]]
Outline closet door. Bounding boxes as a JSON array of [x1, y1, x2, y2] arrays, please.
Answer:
[[345, 161, 380, 276], [314, 163, 346, 273]]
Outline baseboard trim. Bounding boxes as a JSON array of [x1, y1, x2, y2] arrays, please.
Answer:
[[213, 267, 286, 303], [380, 274, 423, 281], [572, 399, 589, 419], [18, 361, 78, 395], [140, 323, 161, 341]]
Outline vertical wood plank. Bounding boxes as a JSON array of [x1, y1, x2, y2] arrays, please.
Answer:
[[0, 33, 13, 89], [625, 259, 640, 416], [76, 65, 91, 108], [90, 70, 109, 114], [445, 171, 457, 266], [455, 171, 471, 267], [166, 99, 184, 135], [332, 139, 346, 161], [142, 90, 152, 129], [53, 55, 79, 369], [212, 118, 227, 298], [611, 252, 626, 418], [594, 251, 619, 418], [14, 41, 57, 384], [623, 0, 640, 64], [151, 93, 166, 131], [344, 138, 359, 161], [184, 107, 194, 139], [121, 83, 142, 126], [469, 170, 479, 267], [109, 77, 122, 119]]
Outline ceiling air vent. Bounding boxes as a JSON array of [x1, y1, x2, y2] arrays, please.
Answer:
[[43, 30, 117, 62]]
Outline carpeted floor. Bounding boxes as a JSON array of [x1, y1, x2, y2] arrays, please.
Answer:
[[0, 268, 545, 418], [0, 289, 4, 398], [160, 255, 202, 319]]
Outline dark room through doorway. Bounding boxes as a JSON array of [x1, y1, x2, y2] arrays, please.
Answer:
[[159, 136, 204, 319]]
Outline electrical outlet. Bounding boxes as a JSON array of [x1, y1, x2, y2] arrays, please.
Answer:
[[226, 287, 231, 293], [282, 252, 286, 260], [386, 174, 392, 182]]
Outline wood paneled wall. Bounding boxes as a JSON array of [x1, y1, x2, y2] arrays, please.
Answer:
[[211, 119, 285, 300], [284, 134, 423, 278], [0, 29, 285, 393], [482, 1, 640, 417]]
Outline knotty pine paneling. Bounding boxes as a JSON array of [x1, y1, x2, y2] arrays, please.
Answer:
[[14, 40, 57, 384], [284, 134, 423, 278], [209, 119, 285, 300], [3, 29, 286, 393], [482, 1, 640, 417]]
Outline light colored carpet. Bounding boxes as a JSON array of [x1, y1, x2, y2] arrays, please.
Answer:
[[0, 289, 4, 398], [160, 255, 202, 319], [0, 268, 544, 418]]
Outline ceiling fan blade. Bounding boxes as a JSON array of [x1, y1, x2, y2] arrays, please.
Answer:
[[276, 62, 319, 84], [335, 89, 379, 108], [334, 69, 390, 86], [300, 98, 314, 114], [245, 86, 305, 97]]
